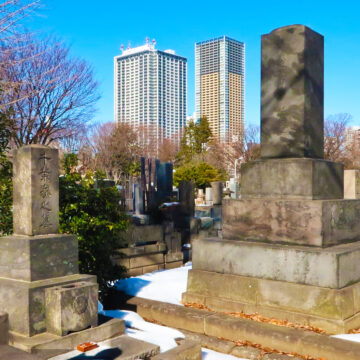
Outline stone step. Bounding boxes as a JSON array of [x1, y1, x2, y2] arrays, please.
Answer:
[[0, 345, 42, 360], [9, 318, 125, 358], [127, 296, 360, 360], [48, 335, 160, 360], [151, 340, 201, 360]]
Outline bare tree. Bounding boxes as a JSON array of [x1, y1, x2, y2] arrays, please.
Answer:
[[92, 122, 141, 181], [0, 1, 40, 97], [323, 113, 351, 162], [1, 34, 99, 147], [205, 124, 260, 177]]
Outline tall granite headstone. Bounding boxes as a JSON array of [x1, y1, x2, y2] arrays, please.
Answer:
[[261, 25, 324, 159], [183, 25, 360, 334]]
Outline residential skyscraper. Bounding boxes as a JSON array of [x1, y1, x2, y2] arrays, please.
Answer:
[[114, 40, 187, 145], [195, 36, 245, 142]]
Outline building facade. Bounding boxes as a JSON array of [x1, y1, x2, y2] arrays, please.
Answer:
[[114, 42, 187, 144], [195, 36, 245, 142]]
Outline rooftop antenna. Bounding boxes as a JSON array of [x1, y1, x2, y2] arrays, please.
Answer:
[[127, 41, 131, 50], [120, 44, 124, 53], [152, 39, 156, 46], [146, 37, 149, 44]]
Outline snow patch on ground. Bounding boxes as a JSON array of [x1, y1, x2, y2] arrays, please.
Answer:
[[99, 307, 184, 352], [332, 333, 360, 343], [114, 262, 191, 305]]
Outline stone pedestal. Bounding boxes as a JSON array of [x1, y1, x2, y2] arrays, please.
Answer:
[[241, 158, 343, 199], [45, 281, 98, 336], [222, 198, 360, 247]]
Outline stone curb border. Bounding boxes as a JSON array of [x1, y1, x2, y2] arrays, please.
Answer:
[[152, 340, 201, 360], [127, 297, 360, 360]]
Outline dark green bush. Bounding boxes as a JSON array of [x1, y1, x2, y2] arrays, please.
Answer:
[[59, 153, 129, 300], [0, 113, 13, 235]]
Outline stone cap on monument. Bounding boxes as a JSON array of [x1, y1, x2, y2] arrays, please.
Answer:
[[13, 144, 59, 236], [261, 24, 324, 159]]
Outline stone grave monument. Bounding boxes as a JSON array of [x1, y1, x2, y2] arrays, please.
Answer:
[[183, 25, 360, 334], [0, 145, 124, 355]]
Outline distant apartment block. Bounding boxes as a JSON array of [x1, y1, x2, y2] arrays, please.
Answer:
[[345, 126, 360, 149], [195, 36, 245, 142], [114, 40, 187, 143]]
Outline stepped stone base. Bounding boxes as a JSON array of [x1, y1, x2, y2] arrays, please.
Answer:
[[0, 274, 96, 337], [223, 198, 360, 247], [192, 238, 360, 288], [183, 269, 360, 334], [240, 158, 343, 200]]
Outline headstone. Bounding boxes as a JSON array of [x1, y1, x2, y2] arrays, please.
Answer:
[[133, 183, 144, 215], [13, 145, 59, 235], [261, 25, 324, 159], [156, 161, 173, 203], [229, 178, 239, 199], [211, 181, 223, 205], [179, 181, 194, 217], [241, 25, 343, 200], [205, 187, 213, 202]]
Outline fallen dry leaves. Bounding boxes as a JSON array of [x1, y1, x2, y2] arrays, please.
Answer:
[[225, 338, 327, 360], [183, 302, 327, 334]]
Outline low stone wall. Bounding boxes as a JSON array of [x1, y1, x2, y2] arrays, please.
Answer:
[[151, 340, 201, 360], [114, 223, 184, 276]]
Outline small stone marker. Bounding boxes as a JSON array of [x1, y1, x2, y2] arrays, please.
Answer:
[[261, 25, 324, 158], [211, 181, 223, 205], [13, 145, 59, 235]]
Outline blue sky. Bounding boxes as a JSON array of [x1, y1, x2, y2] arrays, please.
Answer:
[[28, 0, 360, 127]]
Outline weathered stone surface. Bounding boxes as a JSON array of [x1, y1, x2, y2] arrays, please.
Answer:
[[184, 269, 360, 333], [0, 274, 96, 337], [0, 234, 78, 281], [0, 344, 42, 359], [13, 145, 59, 236], [9, 318, 125, 357], [261, 25, 324, 159], [50, 335, 159, 360], [179, 181, 195, 217], [240, 158, 343, 200], [125, 224, 163, 245], [223, 198, 360, 247], [0, 312, 8, 344], [204, 313, 360, 360], [152, 340, 201, 360], [230, 346, 262, 359], [181, 330, 236, 354], [45, 281, 98, 336], [344, 169, 360, 199], [165, 232, 182, 253], [211, 181, 223, 205], [192, 238, 360, 288], [127, 297, 212, 334]]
